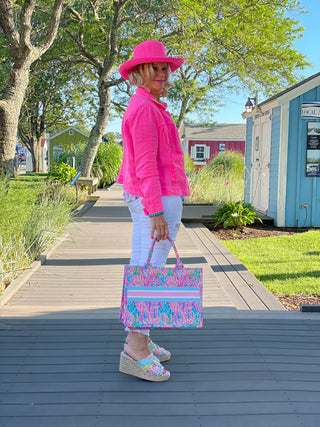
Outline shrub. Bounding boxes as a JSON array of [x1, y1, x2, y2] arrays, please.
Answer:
[[55, 143, 85, 170], [54, 138, 123, 188], [212, 201, 262, 228], [47, 162, 77, 184], [184, 153, 197, 176], [206, 150, 244, 177], [188, 150, 244, 204], [92, 141, 123, 187]]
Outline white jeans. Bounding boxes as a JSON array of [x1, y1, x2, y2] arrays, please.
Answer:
[[125, 196, 183, 336]]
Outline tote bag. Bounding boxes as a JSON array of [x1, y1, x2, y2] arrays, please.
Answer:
[[120, 237, 203, 328]]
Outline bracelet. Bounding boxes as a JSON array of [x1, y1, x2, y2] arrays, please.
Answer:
[[149, 211, 164, 217]]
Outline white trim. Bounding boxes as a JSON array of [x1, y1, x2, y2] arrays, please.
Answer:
[[204, 146, 210, 159], [49, 126, 89, 140], [193, 144, 207, 161], [187, 138, 245, 142], [47, 139, 50, 170], [194, 161, 207, 165], [186, 139, 189, 156], [277, 102, 290, 227], [243, 76, 320, 118], [277, 75, 320, 105]]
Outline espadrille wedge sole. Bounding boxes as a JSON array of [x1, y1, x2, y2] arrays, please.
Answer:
[[119, 352, 170, 382]]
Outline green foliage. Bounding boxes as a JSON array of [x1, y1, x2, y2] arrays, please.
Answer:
[[47, 162, 77, 184], [165, 0, 309, 127], [189, 151, 244, 204], [53, 136, 123, 187], [92, 141, 123, 187], [184, 153, 197, 176], [207, 151, 244, 177], [223, 230, 320, 296], [54, 143, 86, 171], [212, 201, 262, 228], [0, 174, 86, 290]]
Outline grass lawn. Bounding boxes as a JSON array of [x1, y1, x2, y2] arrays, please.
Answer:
[[222, 229, 320, 295]]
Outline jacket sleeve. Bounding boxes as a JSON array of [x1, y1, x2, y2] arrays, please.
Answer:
[[129, 105, 164, 216]]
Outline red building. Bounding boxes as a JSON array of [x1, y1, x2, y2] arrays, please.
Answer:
[[181, 123, 246, 165]]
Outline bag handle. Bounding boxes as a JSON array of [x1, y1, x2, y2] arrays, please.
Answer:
[[145, 237, 184, 268]]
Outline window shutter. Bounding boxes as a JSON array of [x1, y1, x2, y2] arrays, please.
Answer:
[[205, 146, 210, 159], [191, 146, 196, 159]]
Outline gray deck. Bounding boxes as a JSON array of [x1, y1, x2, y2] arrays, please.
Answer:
[[1, 186, 320, 426]]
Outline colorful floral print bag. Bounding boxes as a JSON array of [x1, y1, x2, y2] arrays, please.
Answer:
[[120, 237, 203, 328]]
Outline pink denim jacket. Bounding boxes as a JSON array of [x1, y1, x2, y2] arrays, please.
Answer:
[[117, 87, 190, 216]]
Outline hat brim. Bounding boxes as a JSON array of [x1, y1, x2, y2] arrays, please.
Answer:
[[119, 56, 184, 80]]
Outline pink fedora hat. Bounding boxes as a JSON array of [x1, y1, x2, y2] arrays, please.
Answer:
[[119, 40, 184, 80]]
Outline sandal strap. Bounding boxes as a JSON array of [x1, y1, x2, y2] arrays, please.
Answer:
[[136, 354, 167, 376], [149, 341, 169, 357]]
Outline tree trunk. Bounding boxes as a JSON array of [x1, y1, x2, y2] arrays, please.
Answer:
[[80, 82, 111, 176], [0, 67, 31, 175], [176, 95, 189, 138], [33, 136, 43, 173]]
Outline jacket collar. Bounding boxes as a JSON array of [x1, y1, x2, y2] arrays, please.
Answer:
[[136, 87, 167, 110]]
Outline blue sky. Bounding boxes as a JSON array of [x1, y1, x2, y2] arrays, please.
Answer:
[[106, 1, 319, 134]]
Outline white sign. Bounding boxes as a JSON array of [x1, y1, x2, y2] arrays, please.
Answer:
[[301, 102, 320, 119]]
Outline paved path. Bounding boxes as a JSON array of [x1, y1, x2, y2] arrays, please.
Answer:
[[1, 185, 320, 426]]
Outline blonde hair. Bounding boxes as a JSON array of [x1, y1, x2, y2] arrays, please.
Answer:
[[128, 63, 171, 90]]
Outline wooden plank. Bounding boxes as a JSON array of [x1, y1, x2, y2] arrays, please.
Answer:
[[184, 223, 249, 309], [186, 223, 284, 310], [196, 224, 285, 310], [193, 224, 270, 309], [0, 415, 314, 427], [2, 189, 320, 426]]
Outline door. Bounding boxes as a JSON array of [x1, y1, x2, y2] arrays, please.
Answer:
[[250, 113, 271, 214]]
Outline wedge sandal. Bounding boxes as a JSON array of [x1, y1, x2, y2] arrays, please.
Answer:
[[119, 351, 170, 382], [149, 341, 171, 362]]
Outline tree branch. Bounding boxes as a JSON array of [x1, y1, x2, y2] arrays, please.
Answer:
[[118, 0, 152, 28], [0, 0, 20, 57], [88, 0, 106, 35], [19, 0, 37, 52], [38, 0, 65, 56], [106, 77, 125, 88], [65, 29, 104, 73], [66, 5, 84, 22], [111, 100, 127, 113]]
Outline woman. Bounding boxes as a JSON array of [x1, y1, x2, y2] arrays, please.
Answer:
[[117, 40, 190, 382]]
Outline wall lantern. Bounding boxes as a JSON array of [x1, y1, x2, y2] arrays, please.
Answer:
[[245, 91, 258, 113]]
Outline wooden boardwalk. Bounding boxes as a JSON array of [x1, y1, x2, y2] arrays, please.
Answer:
[[1, 186, 320, 426]]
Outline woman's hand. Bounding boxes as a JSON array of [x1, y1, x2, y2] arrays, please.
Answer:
[[150, 214, 169, 241]]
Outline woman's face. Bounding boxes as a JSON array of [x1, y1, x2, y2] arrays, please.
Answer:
[[143, 62, 169, 97]]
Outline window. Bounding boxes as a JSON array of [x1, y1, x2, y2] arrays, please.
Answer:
[[219, 143, 225, 152], [191, 144, 210, 161], [196, 146, 205, 159], [69, 129, 74, 135]]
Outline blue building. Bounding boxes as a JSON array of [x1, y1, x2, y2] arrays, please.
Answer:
[[243, 72, 320, 227]]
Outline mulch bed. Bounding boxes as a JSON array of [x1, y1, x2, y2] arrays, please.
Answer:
[[205, 222, 319, 311], [206, 222, 306, 241], [273, 294, 320, 311]]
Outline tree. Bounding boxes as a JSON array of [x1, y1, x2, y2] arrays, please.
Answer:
[[18, 51, 95, 172], [63, 0, 308, 177], [167, 0, 309, 133], [0, 0, 65, 176], [63, 0, 183, 177], [108, 0, 309, 137]]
